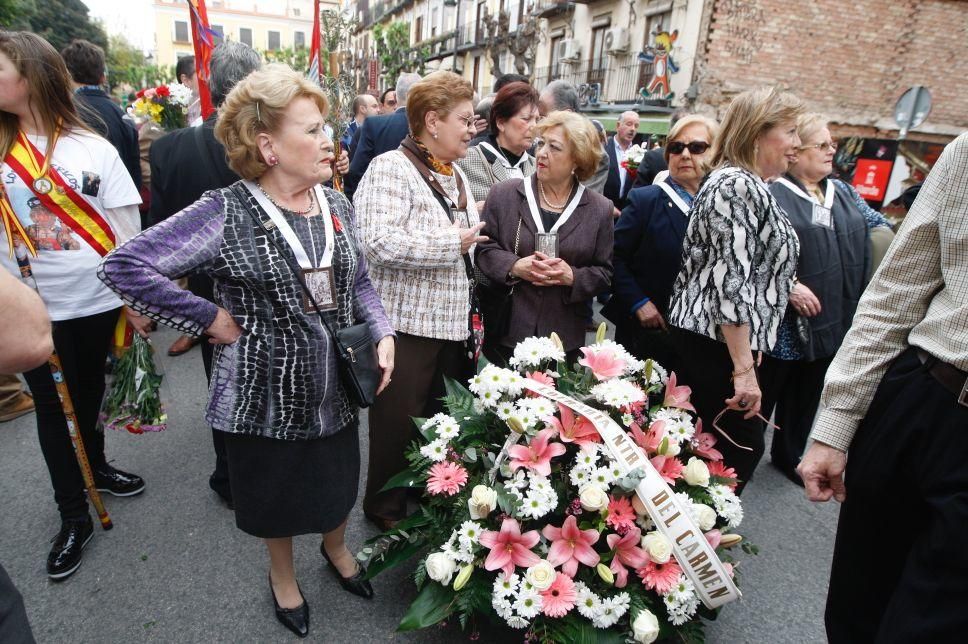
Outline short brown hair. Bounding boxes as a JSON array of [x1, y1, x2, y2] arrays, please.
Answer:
[[406, 71, 474, 138], [215, 63, 329, 181], [60, 39, 105, 86], [534, 111, 603, 181], [489, 81, 539, 134], [663, 114, 720, 164], [711, 87, 804, 173]]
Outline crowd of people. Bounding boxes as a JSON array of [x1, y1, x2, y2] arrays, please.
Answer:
[[0, 27, 965, 644]]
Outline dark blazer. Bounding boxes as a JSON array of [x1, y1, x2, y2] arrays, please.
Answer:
[[475, 176, 614, 351], [603, 136, 634, 209], [148, 113, 239, 225], [345, 107, 409, 200], [631, 146, 668, 190], [601, 180, 689, 325], [75, 87, 142, 188]]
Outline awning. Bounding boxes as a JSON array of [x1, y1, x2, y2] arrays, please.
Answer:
[[588, 115, 670, 136]]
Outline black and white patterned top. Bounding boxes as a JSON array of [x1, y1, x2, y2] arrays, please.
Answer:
[[668, 166, 800, 351], [99, 183, 393, 441]]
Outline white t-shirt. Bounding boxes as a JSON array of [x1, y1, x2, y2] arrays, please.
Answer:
[[0, 130, 141, 321]]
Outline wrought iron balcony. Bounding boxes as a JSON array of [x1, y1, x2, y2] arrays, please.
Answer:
[[532, 59, 656, 106], [532, 1, 575, 18]]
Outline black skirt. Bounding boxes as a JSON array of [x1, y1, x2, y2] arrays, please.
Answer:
[[222, 422, 360, 538]]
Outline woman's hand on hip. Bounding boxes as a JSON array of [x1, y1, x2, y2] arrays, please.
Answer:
[[205, 308, 243, 345], [531, 252, 574, 287], [725, 369, 761, 420], [634, 301, 667, 330], [376, 336, 395, 395], [789, 283, 822, 317], [124, 306, 153, 338]]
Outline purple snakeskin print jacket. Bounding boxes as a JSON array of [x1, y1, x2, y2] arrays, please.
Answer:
[[98, 183, 394, 440]]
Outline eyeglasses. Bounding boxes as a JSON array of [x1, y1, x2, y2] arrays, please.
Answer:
[[667, 140, 711, 155], [799, 141, 838, 152], [453, 113, 476, 130]]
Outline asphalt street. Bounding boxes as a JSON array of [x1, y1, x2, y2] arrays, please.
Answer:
[[0, 325, 841, 643]]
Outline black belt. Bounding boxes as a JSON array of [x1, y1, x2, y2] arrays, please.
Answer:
[[916, 348, 968, 408]]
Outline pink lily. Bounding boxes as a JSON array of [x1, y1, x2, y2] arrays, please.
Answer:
[[579, 346, 626, 381], [479, 518, 541, 579], [629, 420, 667, 455], [545, 403, 601, 448], [663, 371, 696, 412], [606, 527, 647, 588], [509, 428, 566, 477], [542, 515, 600, 577], [692, 420, 724, 461]]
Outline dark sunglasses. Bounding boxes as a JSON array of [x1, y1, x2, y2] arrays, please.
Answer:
[[667, 140, 711, 155]]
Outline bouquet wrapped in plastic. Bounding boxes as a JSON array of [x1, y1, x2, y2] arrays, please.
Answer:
[[99, 334, 167, 434]]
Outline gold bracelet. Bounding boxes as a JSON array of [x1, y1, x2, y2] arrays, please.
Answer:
[[731, 362, 755, 380]]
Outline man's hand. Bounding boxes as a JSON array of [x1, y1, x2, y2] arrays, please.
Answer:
[[335, 149, 350, 175], [798, 441, 848, 503]]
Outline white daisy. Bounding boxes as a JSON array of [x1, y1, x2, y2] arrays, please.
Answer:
[[419, 439, 448, 462], [513, 588, 543, 619], [505, 614, 529, 629], [590, 379, 646, 409], [458, 521, 483, 548], [436, 421, 460, 440], [495, 401, 516, 420], [493, 573, 520, 598], [575, 582, 602, 620]]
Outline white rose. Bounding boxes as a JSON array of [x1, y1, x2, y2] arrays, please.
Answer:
[[640, 531, 673, 564], [579, 484, 609, 512], [467, 484, 498, 520], [693, 503, 717, 531], [683, 457, 710, 487], [425, 552, 457, 585], [632, 608, 661, 643], [524, 560, 557, 591]]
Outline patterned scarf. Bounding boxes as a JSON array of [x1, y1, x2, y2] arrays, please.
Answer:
[[403, 135, 454, 176]]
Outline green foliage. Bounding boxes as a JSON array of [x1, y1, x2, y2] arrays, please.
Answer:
[[262, 47, 310, 72], [397, 581, 456, 632], [455, 575, 491, 630], [0, 0, 35, 30], [377, 464, 426, 494], [372, 20, 428, 88], [105, 35, 175, 94], [25, 0, 107, 51]]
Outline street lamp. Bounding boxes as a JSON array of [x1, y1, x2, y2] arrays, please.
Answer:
[[444, 0, 460, 73]]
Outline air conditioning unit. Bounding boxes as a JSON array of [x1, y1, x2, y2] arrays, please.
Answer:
[[557, 38, 581, 62], [605, 27, 630, 54]]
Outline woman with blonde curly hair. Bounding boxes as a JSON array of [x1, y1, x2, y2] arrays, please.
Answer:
[[98, 64, 395, 638]]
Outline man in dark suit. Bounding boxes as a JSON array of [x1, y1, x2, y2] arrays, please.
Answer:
[[60, 39, 141, 188], [603, 110, 640, 212], [345, 72, 421, 200], [148, 41, 263, 508]]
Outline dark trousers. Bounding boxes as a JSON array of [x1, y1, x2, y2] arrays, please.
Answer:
[[614, 322, 681, 377], [670, 329, 764, 494], [0, 563, 34, 644], [363, 333, 473, 521], [759, 355, 833, 477], [826, 348, 968, 643], [22, 308, 118, 522]]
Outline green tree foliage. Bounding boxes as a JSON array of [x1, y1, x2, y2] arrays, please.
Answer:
[[0, 0, 36, 30], [373, 21, 427, 88], [24, 0, 108, 51], [262, 46, 309, 72]]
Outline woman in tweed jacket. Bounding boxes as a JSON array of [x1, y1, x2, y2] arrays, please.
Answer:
[[456, 81, 539, 209], [99, 66, 394, 638], [667, 87, 803, 493], [354, 72, 486, 530]]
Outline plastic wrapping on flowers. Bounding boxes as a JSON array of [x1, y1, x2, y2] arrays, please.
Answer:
[[360, 330, 754, 643], [98, 334, 168, 434]]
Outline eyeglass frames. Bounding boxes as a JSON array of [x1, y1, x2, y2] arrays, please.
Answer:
[[667, 140, 711, 155]]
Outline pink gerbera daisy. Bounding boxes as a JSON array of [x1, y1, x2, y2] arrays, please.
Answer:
[[540, 572, 577, 617], [605, 495, 636, 532], [650, 455, 685, 484], [426, 461, 468, 496], [708, 461, 739, 489], [636, 559, 683, 594]]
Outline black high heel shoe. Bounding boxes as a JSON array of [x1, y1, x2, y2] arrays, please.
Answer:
[[320, 544, 374, 599], [269, 573, 309, 638]]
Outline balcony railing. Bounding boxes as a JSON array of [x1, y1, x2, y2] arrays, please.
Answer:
[[533, 59, 656, 106], [420, 20, 486, 60], [533, 1, 575, 18]]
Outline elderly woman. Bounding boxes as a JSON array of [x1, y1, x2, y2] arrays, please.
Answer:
[[457, 81, 539, 209], [475, 110, 614, 364], [0, 31, 149, 581], [353, 71, 484, 531], [667, 87, 803, 494], [761, 114, 891, 484], [603, 115, 719, 373], [99, 64, 395, 638]]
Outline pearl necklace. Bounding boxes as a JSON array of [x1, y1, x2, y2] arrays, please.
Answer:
[[257, 182, 315, 215], [539, 180, 569, 210]]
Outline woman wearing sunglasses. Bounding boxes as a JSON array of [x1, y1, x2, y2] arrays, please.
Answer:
[[603, 115, 719, 374]]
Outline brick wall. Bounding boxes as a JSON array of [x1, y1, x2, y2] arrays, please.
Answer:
[[691, 0, 968, 140]]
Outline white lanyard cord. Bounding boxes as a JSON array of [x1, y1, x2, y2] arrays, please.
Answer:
[[243, 181, 333, 270]]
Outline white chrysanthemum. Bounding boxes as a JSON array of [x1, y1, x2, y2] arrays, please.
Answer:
[[421, 413, 454, 430], [643, 359, 668, 385], [590, 379, 646, 409], [524, 396, 555, 420], [505, 614, 529, 629], [574, 447, 600, 472], [590, 466, 615, 488], [575, 581, 602, 620], [491, 595, 512, 619], [591, 593, 629, 628], [458, 521, 483, 548], [442, 532, 474, 564], [467, 373, 487, 394], [419, 439, 448, 462], [509, 336, 566, 369], [472, 398, 486, 414], [507, 469, 528, 489], [476, 388, 501, 408], [436, 420, 460, 440], [519, 490, 554, 519], [513, 588, 543, 619], [664, 577, 699, 625], [167, 82, 193, 107], [495, 400, 516, 420], [569, 467, 590, 488], [708, 484, 743, 528], [493, 573, 520, 598], [605, 460, 624, 482]]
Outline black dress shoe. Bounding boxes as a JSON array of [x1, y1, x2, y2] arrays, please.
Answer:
[[93, 464, 146, 497], [47, 516, 94, 581], [320, 544, 374, 599], [269, 574, 309, 638]]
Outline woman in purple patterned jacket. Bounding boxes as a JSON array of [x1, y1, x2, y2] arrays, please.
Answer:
[[98, 65, 394, 639]]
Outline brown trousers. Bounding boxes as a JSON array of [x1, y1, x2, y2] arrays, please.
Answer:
[[363, 333, 473, 522]]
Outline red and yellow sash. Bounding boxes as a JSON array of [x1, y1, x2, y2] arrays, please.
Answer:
[[2, 131, 116, 257]]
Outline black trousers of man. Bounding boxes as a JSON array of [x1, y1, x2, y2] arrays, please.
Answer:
[[826, 347, 968, 643]]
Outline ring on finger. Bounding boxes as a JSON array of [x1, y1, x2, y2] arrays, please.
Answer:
[[737, 399, 748, 408]]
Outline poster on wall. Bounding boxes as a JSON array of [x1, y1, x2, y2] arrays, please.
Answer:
[[834, 138, 898, 210]]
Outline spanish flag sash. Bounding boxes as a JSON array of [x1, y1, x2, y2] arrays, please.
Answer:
[[2, 131, 116, 257]]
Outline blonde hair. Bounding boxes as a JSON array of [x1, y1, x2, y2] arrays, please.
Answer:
[[795, 112, 828, 146], [406, 71, 475, 138], [534, 111, 603, 181], [711, 87, 804, 173], [215, 63, 330, 181], [663, 114, 720, 165]]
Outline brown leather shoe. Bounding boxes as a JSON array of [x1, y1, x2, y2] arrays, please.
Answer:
[[0, 391, 35, 423], [167, 335, 201, 357]]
